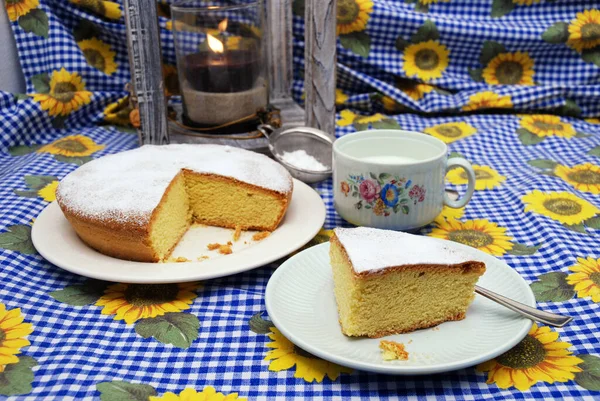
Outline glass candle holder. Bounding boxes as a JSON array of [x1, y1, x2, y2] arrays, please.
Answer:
[[172, 0, 267, 129]]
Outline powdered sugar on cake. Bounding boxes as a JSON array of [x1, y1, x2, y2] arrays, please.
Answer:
[[334, 227, 479, 274], [57, 144, 293, 226]]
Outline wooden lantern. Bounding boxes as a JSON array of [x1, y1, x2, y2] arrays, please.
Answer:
[[122, 0, 337, 147]]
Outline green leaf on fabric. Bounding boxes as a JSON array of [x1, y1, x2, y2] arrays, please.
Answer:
[[517, 128, 544, 145], [31, 73, 50, 94], [0, 356, 38, 396], [97, 381, 157, 401], [588, 145, 600, 157], [575, 354, 600, 391], [0, 225, 36, 254], [371, 119, 401, 129], [575, 131, 592, 138], [8, 144, 42, 156], [292, 0, 305, 16], [340, 32, 371, 58], [353, 122, 368, 131], [135, 313, 200, 349], [18, 9, 49, 38], [557, 99, 582, 117], [13, 190, 39, 198], [51, 115, 67, 129], [530, 272, 575, 302], [50, 279, 108, 306], [563, 222, 587, 234], [24, 175, 57, 190], [414, 2, 429, 13], [491, 0, 515, 18], [73, 19, 101, 42], [112, 125, 137, 135], [527, 159, 558, 170], [53, 155, 93, 166], [448, 151, 466, 159], [249, 312, 275, 334], [541, 22, 569, 44], [14, 93, 29, 101], [507, 242, 543, 256], [582, 47, 600, 67], [404, 0, 418, 3], [468, 68, 484, 82], [433, 87, 453, 95], [585, 216, 600, 230], [410, 20, 439, 44], [480, 41, 506, 65], [395, 36, 410, 52]]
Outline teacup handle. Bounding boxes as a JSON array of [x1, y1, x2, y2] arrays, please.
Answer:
[[443, 157, 476, 208]]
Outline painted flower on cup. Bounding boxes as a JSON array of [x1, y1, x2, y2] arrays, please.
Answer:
[[522, 190, 600, 226], [359, 179, 380, 203], [555, 163, 600, 194], [567, 257, 600, 303], [342, 173, 424, 216], [340, 181, 351, 197]]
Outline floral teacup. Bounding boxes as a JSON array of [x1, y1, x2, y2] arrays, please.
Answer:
[[333, 129, 476, 231]]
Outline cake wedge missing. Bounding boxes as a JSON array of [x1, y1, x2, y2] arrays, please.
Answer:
[[330, 227, 486, 338]]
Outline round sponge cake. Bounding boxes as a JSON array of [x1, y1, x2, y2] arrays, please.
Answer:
[[57, 144, 293, 262]]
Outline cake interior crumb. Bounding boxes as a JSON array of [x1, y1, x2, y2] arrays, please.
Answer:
[[197, 255, 209, 261], [252, 231, 271, 241], [233, 226, 242, 242], [175, 256, 190, 263], [379, 340, 409, 361], [207, 242, 233, 255]]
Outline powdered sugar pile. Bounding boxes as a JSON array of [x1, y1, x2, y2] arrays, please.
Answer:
[[280, 149, 329, 172], [57, 144, 293, 226], [334, 227, 479, 274]]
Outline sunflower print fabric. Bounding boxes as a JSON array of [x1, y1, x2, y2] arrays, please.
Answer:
[[1, 0, 600, 399]]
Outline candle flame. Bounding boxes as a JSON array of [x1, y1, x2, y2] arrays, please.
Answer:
[[206, 33, 224, 54], [218, 18, 228, 32]]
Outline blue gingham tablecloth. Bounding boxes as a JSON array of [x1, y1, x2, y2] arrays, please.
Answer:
[[1, 0, 600, 400]]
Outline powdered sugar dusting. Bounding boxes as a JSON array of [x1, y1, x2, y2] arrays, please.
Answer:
[[334, 227, 479, 274], [57, 144, 292, 226]]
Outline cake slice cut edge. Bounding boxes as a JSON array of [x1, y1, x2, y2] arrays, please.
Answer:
[[330, 227, 486, 338]]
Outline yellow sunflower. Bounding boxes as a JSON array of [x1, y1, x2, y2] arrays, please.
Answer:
[[30, 68, 93, 117], [265, 327, 352, 382], [381, 96, 403, 114], [429, 218, 514, 256], [522, 190, 600, 226], [95, 282, 201, 325], [567, 257, 600, 302], [104, 96, 132, 126], [447, 164, 506, 190], [0, 304, 33, 371], [482, 52, 535, 86], [512, 0, 541, 5], [336, 89, 349, 105], [477, 323, 582, 391], [77, 38, 117, 76], [423, 122, 477, 144], [336, 110, 385, 127], [5, 0, 39, 22], [555, 163, 600, 194], [585, 118, 600, 124], [69, 0, 121, 20], [38, 181, 58, 202], [462, 91, 513, 112], [149, 387, 246, 401], [419, 0, 450, 4], [403, 40, 450, 82], [37, 135, 105, 157], [336, 0, 373, 35], [567, 9, 600, 53], [438, 205, 465, 221], [520, 115, 576, 138], [395, 78, 435, 101]]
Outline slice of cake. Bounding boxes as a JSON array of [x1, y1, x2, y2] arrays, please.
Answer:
[[330, 227, 485, 338]]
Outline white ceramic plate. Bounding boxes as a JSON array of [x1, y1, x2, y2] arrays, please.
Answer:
[[265, 241, 535, 375], [32, 179, 325, 283]]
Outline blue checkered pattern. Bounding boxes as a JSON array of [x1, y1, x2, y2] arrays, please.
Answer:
[[1, 0, 600, 399]]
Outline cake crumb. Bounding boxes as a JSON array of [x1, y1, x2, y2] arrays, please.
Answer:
[[174, 257, 190, 263], [252, 231, 271, 241], [432, 327, 440, 331], [207, 242, 233, 255], [379, 341, 409, 361], [196, 256, 209, 262], [207, 243, 221, 251], [233, 226, 242, 242]]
